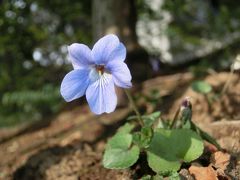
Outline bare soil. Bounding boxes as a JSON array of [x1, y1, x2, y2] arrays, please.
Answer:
[[0, 72, 239, 180]]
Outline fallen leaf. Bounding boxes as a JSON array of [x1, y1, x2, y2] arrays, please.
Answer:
[[210, 151, 231, 179], [211, 151, 230, 171], [189, 165, 217, 180]]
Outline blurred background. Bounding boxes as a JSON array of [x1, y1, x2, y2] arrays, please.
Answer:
[[0, 0, 240, 127]]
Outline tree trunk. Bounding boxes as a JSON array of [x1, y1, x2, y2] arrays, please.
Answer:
[[92, 0, 137, 50], [92, 0, 151, 81]]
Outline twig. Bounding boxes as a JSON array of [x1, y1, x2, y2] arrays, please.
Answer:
[[221, 58, 236, 95]]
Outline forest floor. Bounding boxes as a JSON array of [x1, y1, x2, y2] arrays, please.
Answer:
[[0, 71, 239, 180]]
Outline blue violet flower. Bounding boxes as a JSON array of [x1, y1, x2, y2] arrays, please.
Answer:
[[60, 34, 132, 114]]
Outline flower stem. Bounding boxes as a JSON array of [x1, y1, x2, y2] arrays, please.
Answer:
[[170, 106, 180, 129], [124, 89, 144, 126]]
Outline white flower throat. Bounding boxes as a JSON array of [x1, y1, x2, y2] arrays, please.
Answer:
[[95, 65, 105, 75], [89, 64, 111, 83]]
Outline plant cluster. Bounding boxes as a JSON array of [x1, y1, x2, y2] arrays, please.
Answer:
[[60, 35, 220, 178]]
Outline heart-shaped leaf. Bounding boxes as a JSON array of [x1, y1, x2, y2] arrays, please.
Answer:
[[191, 81, 212, 94], [147, 129, 204, 173], [103, 133, 140, 169]]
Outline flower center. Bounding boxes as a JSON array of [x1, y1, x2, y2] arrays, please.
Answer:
[[95, 65, 105, 75]]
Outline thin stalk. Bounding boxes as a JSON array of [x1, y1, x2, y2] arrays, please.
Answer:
[[204, 94, 212, 113], [124, 89, 144, 126], [221, 64, 235, 95], [170, 106, 180, 129]]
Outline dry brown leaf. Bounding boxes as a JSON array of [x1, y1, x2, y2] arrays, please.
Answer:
[[189, 165, 217, 180], [211, 151, 230, 171]]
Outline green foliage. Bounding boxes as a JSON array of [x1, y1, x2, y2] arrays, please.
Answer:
[[0, 84, 62, 127], [142, 174, 165, 180], [117, 123, 135, 134], [139, 0, 240, 71], [0, 0, 91, 126], [104, 111, 205, 175], [141, 175, 153, 180], [133, 126, 153, 148], [167, 172, 180, 180], [103, 123, 140, 169], [147, 128, 204, 173], [2, 85, 60, 107], [190, 122, 222, 150], [143, 111, 161, 127], [127, 111, 161, 127], [172, 97, 221, 149], [163, 0, 240, 39], [191, 81, 212, 94]]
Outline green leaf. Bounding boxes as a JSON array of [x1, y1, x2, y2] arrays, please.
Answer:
[[103, 145, 140, 169], [143, 111, 161, 127], [168, 172, 180, 180], [133, 126, 153, 148], [141, 174, 165, 180], [103, 133, 140, 169], [127, 111, 161, 127], [153, 175, 164, 180], [106, 133, 132, 149], [191, 81, 212, 94], [182, 120, 191, 129], [118, 123, 135, 134], [147, 129, 204, 173], [126, 115, 138, 121], [191, 122, 221, 150], [132, 132, 141, 145], [127, 115, 137, 121], [141, 175, 152, 180], [156, 119, 171, 129]]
